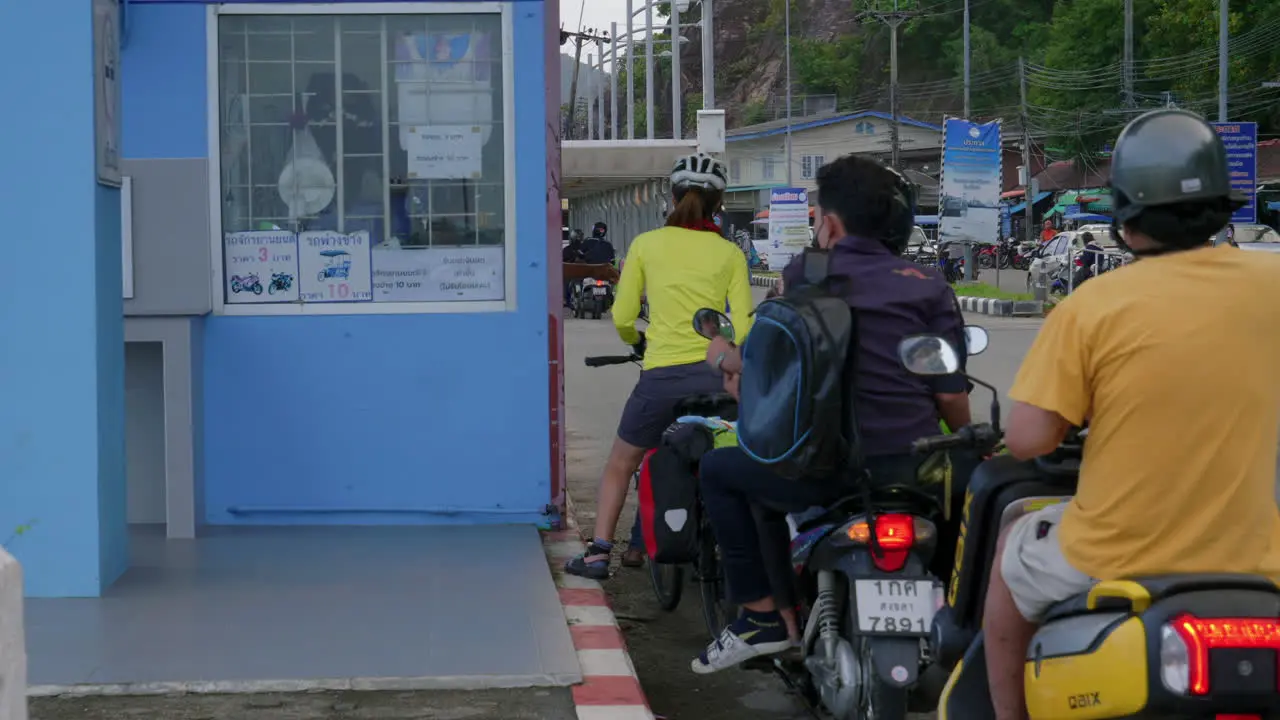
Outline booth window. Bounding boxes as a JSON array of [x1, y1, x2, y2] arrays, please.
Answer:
[[216, 11, 508, 308]]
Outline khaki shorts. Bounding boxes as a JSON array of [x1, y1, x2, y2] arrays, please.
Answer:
[[1000, 503, 1095, 622]]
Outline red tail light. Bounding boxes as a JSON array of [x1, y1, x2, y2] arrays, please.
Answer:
[[1166, 615, 1280, 695], [869, 514, 915, 572]]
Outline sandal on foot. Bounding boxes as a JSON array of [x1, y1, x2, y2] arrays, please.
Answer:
[[564, 541, 613, 580]]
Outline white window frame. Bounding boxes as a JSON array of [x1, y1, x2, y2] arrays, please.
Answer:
[[206, 2, 518, 316], [122, 175, 135, 299], [761, 156, 776, 181]]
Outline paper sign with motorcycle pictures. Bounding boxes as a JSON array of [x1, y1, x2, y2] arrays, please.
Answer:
[[224, 231, 300, 303]]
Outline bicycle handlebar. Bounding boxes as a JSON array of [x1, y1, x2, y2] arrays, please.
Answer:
[[911, 423, 1001, 455], [584, 354, 641, 367]]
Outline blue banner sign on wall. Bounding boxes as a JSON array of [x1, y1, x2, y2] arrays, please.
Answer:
[[1212, 121, 1258, 224], [939, 118, 1003, 247]]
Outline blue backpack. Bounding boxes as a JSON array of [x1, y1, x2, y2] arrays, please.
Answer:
[[736, 253, 861, 481]]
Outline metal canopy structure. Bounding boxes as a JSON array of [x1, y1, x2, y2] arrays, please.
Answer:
[[562, 139, 697, 199]]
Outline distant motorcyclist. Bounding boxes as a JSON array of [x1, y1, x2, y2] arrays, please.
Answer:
[[563, 229, 586, 308], [581, 222, 616, 265], [986, 109, 1280, 720], [690, 154, 972, 673], [1071, 231, 1105, 288]]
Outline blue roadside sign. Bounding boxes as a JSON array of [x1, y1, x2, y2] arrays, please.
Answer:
[[1212, 122, 1258, 224]]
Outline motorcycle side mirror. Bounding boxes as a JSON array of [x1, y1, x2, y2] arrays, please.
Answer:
[[897, 335, 962, 376], [693, 308, 735, 342], [964, 326, 990, 356]]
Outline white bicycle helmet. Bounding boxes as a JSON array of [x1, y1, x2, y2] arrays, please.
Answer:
[[671, 152, 728, 193]]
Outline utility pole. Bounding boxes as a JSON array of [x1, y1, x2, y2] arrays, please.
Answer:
[[561, 27, 612, 140], [963, 0, 970, 118], [702, 0, 715, 109], [785, 0, 794, 185], [596, 41, 606, 140], [858, 2, 921, 169], [1019, 58, 1034, 253], [672, 1, 682, 139], [626, 0, 635, 139], [1218, 0, 1228, 121], [611, 22, 620, 139], [586, 53, 595, 139], [646, 0, 656, 139], [1123, 0, 1135, 108]]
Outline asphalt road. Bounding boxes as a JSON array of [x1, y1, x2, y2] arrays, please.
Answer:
[[562, 289, 1044, 720]]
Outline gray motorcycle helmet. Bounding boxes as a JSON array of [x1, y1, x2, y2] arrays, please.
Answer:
[[1109, 109, 1246, 225]]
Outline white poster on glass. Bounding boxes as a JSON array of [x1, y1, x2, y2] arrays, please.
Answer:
[[298, 231, 373, 303], [394, 31, 494, 149], [406, 125, 484, 180], [224, 231, 300, 303], [372, 246, 504, 302]]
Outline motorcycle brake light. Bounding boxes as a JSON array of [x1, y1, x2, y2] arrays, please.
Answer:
[[846, 513, 917, 572], [1163, 614, 1280, 696]]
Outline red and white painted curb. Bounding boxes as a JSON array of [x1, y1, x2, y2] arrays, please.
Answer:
[[542, 527, 654, 720]]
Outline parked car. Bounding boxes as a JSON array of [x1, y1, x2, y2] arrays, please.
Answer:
[[1233, 223, 1280, 253], [1027, 230, 1126, 292]]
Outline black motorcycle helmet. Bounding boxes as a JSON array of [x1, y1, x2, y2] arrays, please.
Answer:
[[880, 163, 919, 255], [592, 222, 608, 239], [1108, 109, 1245, 255]]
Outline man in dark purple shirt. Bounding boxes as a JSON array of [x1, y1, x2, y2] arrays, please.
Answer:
[[779, 236, 970, 452], [689, 155, 972, 675]]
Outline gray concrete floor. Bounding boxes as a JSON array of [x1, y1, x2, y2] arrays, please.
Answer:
[[30, 688, 577, 720], [25, 524, 578, 694]]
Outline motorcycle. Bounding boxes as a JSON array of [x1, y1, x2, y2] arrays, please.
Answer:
[[976, 244, 999, 270], [572, 276, 614, 319], [899, 333, 1280, 720], [940, 254, 977, 284], [267, 272, 294, 295], [693, 307, 992, 720], [230, 273, 263, 295]]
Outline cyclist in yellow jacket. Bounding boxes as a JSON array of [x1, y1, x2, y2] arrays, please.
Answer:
[[566, 152, 754, 579]]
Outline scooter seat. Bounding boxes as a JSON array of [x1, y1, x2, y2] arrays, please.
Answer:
[[1041, 593, 1094, 621], [1042, 573, 1280, 622]]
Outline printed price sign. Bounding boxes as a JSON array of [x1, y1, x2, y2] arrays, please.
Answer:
[[298, 231, 374, 303], [223, 231, 300, 304]]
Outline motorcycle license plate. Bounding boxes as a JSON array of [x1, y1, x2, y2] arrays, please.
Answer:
[[592, 287, 608, 296], [853, 579, 940, 635]]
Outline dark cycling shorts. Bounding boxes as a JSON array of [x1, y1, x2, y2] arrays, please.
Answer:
[[617, 362, 724, 448]]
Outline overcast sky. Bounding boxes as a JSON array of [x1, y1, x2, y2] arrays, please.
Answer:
[[560, 0, 631, 36]]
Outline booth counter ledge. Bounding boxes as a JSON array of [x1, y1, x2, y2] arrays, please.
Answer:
[[541, 500, 654, 720], [0, 549, 28, 720]]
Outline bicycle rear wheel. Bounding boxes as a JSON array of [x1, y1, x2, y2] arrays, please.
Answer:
[[697, 524, 737, 640], [648, 559, 684, 611]]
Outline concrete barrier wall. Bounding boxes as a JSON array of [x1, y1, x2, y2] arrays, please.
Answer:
[[0, 549, 27, 720]]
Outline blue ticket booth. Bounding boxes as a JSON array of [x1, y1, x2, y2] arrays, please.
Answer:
[[0, 0, 563, 601]]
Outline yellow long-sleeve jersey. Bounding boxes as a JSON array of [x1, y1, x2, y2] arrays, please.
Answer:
[[612, 227, 754, 370]]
